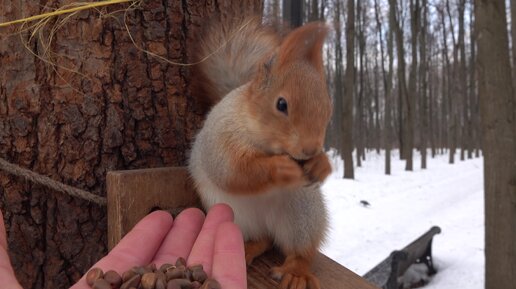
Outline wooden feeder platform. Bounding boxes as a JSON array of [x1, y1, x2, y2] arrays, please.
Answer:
[[106, 167, 379, 289]]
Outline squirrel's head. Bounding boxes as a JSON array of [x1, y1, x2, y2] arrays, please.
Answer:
[[245, 22, 332, 160]]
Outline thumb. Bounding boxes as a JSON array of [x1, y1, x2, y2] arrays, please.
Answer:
[[0, 209, 24, 289]]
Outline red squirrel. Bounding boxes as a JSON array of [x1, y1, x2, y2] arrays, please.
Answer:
[[189, 17, 332, 289]]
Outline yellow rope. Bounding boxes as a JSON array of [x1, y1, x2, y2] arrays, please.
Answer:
[[0, 0, 251, 68], [0, 0, 133, 28]]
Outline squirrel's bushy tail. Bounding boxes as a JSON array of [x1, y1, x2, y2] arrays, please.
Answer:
[[192, 17, 280, 108]]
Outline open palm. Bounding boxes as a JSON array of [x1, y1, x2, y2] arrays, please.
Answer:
[[1, 204, 246, 289]]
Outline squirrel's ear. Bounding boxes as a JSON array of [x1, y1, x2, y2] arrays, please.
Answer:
[[252, 54, 277, 91], [277, 22, 328, 74]]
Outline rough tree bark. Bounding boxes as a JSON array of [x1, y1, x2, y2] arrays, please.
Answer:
[[0, 1, 263, 289], [475, 0, 516, 288]]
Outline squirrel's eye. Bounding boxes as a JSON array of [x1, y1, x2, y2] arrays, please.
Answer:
[[276, 97, 288, 115]]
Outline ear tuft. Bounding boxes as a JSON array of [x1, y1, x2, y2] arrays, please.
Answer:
[[277, 22, 329, 73], [251, 53, 277, 91]]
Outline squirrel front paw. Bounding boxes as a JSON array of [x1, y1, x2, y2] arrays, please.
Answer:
[[269, 155, 307, 188], [302, 153, 332, 183], [270, 258, 321, 289]]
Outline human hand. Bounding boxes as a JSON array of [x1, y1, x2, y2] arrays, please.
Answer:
[[68, 203, 246, 289], [0, 208, 24, 289]]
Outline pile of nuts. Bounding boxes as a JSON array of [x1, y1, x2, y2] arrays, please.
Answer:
[[85, 257, 221, 289]]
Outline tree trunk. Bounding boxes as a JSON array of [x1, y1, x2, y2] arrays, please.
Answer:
[[511, 0, 516, 90], [429, 46, 436, 158], [283, 0, 304, 27], [318, 0, 327, 21], [468, 1, 476, 159], [458, 0, 468, 161], [419, 0, 428, 169], [390, 0, 409, 163], [470, 3, 480, 158], [356, 0, 366, 168], [373, 50, 381, 154], [267, 0, 281, 20], [331, 0, 344, 159], [445, 0, 457, 164], [342, 0, 355, 179], [374, 0, 393, 175], [475, 0, 516, 288], [309, 0, 319, 21], [405, 0, 419, 171], [0, 1, 263, 289], [440, 60, 448, 153], [438, 4, 453, 163]]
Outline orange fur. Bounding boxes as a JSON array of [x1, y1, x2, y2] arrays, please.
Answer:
[[302, 152, 332, 183], [245, 239, 273, 265], [271, 250, 320, 289], [224, 148, 308, 195], [191, 16, 280, 113], [244, 22, 332, 163], [276, 22, 328, 75], [190, 19, 333, 289]]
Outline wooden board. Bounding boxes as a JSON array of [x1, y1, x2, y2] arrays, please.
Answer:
[[248, 249, 379, 289], [106, 167, 200, 249], [107, 167, 379, 289]]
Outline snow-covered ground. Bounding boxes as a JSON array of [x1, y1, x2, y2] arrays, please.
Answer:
[[322, 149, 484, 289]]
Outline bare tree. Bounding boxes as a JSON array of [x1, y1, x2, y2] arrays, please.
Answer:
[[470, 0, 480, 158], [420, 0, 428, 169], [511, 0, 516, 86], [373, 40, 381, 154], [475, 0, 516, 288], [330, 0, 344, 155], [437, 4, 453, 162], [266, 0, 281, 20], [356, 0, 366, 167], [342, 0, 356, 179], [428, 31, 437, 158], [458, 0, 468, 161], [390, 0, 410, 165], [283, 0, 304, 27], [375, 0, 393, 174], [445, 0, 458, 164], [308, 0, 319, 21], [404, 0, 419, 171]]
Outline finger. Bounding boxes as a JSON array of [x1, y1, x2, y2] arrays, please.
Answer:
[[212, 222, 246, 289], [0, 249, 23, 289], [152, 208, 205, 267], [71, 210, 173, 289], [0, 209, 23, 289], [0, 209, 7, 250], [187, 203, 234, 275]]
